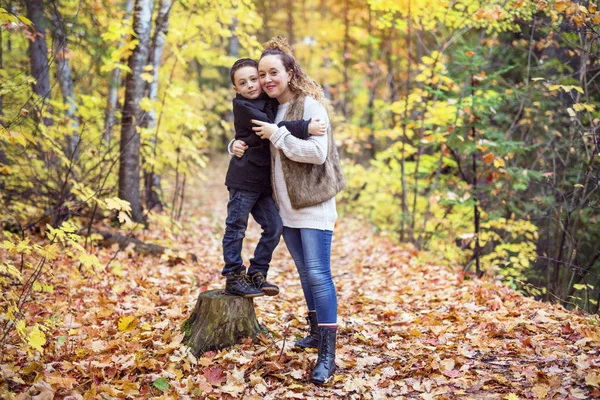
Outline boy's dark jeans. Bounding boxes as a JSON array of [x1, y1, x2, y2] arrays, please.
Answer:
[[222, 188, 283, 277]]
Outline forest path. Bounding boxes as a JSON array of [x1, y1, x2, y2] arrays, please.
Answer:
[[6, 154, 599, 399]]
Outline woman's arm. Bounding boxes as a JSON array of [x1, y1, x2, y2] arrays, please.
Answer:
[[253, 98, 329, 165]]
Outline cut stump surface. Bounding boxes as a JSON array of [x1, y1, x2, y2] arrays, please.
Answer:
[[182, 289, 261, 355]]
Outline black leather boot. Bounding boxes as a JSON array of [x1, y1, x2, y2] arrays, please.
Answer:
[[251, 272, 279, 296], [311, 327, 337, 385], [294, 311, 319, 349], [225, 271, 264, 298]]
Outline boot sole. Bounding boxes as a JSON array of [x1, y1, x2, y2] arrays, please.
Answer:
[[311, 371, 335, 386], [225, 290, 265, 298], [261, 287, 279, 296], [294, 343, 319, 349]]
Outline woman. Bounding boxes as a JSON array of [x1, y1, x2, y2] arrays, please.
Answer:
[[231, 36, 345, 385]]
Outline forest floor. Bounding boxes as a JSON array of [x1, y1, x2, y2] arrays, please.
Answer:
[[2, 154, 600, 400]]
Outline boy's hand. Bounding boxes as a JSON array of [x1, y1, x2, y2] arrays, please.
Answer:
[[232, 140, 248, 158], [252, 120, 278, 140], [308, 118, 327, 136]]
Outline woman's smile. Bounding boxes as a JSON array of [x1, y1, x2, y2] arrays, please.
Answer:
[[258, 55, 293, 103]]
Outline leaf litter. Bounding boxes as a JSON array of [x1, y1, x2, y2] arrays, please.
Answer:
[[1, 157, 599, 399]]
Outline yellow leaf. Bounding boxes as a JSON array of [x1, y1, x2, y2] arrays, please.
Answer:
[[567, 108, 576, 117], [105, 197, 131, 212], [141, 72, 154, 83], [555, 0, 568, 13], [28, 324, 47, 352], [532, 384, 549, 399], [1, 262, 22, 281], [586, 372, 600, 388], [41, 243, 59, 261], [16, 319, 26, 337], [139, 97, 154, 112], [18, 15, 33, 25], [118, 315, 137, 332], [118, 211, 132, 224], [505, 393, 520, 400]]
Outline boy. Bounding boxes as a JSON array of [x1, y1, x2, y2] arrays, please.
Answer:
[[222, 58, 326, 298]]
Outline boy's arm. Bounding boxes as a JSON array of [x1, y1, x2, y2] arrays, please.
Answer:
[[277, 119, 311, 140]]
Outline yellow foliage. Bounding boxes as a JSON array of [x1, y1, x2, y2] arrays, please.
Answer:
[[27, 324, 47, 353], [118, 316, 137, 332]]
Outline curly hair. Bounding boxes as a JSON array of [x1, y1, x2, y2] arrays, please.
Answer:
[[260, 36, 331, 112]]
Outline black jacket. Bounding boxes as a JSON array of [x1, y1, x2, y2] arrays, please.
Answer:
[[225, 93, 310, 193]]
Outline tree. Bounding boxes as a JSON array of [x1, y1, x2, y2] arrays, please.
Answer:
[[118, 0, 153, 222], [24, 0, 51, 126], [142, 0, 173, 212], [104, 0, 134, 146], [50, 3, 79, 160]]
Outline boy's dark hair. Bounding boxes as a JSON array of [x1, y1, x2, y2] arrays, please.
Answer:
[[230, 58, 258, 85]]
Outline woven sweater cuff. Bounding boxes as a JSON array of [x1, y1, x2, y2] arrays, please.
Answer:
[[270, 126, 288, 148]]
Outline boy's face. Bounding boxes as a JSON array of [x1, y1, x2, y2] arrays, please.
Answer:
[[233, 66, 262, 99]]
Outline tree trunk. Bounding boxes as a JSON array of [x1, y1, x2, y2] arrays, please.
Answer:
[[182, 290, 262, 356], [24, 0, 51, 125], [365, 6, 376, 159], [0, 25, 6, 167], [50, 4, 80, 160], [399, 8, 412, 242], [104, 0, 134, 146], [287, 0, 294, 47], [0, 25, 3, 120], [118, 0, 153, 223], [257, 0, 271, 42], [228, 18, 239, 58], [342, 0, 350, 119], [142, 0, 172, 212]]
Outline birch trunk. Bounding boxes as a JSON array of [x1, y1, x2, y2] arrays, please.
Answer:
[[118, 0, 153, 222], [142, 0, 173, 212], [104, 0, 134, 146]]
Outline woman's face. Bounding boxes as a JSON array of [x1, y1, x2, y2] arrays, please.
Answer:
[[258, 55, 293, 103]]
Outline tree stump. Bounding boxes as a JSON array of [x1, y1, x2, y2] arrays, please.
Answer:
[[182, 289, 262, 355]]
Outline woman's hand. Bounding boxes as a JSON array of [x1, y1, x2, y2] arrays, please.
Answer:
[[232, 140, 248, 158], [251, 120, 278, 140]]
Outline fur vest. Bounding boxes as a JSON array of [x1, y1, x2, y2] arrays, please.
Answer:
[[277, 96, 346, 209]]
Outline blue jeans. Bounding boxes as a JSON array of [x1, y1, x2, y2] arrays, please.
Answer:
[[222, 188, 283, 277], [283, 227, 337, 325]]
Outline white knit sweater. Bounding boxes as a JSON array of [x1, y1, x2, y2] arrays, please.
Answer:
[[269, 97, 337, 231]]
